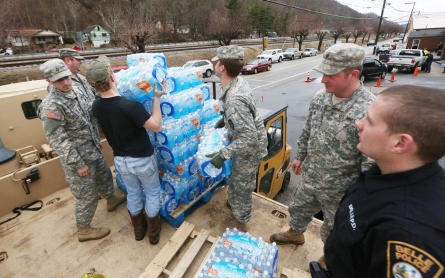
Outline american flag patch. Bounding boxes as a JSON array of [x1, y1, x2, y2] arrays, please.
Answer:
[[48, 111, 62, 120]]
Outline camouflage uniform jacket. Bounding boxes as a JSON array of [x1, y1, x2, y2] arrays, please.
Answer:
[[72, 73, 100, 100], [295, 86, 375, 185], [38, 86, 102, 170], [219, 76, 268, 159]]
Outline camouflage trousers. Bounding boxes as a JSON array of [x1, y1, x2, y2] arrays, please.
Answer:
[[64, 157, 114, 227], [288, 173, 346, 242], [228, 155, 261, 223]]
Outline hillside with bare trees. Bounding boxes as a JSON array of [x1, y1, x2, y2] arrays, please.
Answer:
[[0, 0, 403, 53]]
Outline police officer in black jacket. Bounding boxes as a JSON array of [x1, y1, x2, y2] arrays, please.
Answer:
[[324, 85, 445, 277]]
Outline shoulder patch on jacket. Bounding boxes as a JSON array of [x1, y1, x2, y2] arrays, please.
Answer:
[[47, 111, 62, 121], [387, 241, 444, 277]]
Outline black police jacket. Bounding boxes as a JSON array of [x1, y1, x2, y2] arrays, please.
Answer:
[[325, 162, 445, 277]]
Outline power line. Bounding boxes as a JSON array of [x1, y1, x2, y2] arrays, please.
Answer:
[[262, 0, 380, 20]]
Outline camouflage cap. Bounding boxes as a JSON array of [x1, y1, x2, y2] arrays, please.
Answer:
[[85, 55, 112, 87], [39, 59, 71, 82], [211, 45, 244, 61], [59, 48, 85, 60], [313, 43, 365, 75]]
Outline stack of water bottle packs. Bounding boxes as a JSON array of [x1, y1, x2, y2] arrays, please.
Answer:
[[197, 228, 278, 278], [114, 53, 232, 217]]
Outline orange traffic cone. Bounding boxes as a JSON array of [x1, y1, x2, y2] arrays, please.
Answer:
[[305, 72, 311, 83], [374, 75, 382, 87], [389, 71, 396, 82], [413, 66, 419, 76]]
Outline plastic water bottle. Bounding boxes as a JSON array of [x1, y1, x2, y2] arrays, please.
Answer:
[[197, 84, 211, 101]]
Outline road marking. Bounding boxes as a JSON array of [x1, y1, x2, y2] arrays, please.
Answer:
[[251, 71, 316, 91]]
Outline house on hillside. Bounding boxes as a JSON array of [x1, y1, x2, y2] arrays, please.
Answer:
[[82, 25, 110, 48], [405, 13, 445, 51], [6, 29, 63, 49]]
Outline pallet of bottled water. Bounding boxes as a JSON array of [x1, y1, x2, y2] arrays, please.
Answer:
[[197, 228, 278, 278]]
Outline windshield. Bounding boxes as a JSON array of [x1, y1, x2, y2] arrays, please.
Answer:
[[182, 62, 194, 68], [261, 50, 273, 55], [246, 60, 259, 65], [304, 49, 311, 51], [285, 48, 296, 52]]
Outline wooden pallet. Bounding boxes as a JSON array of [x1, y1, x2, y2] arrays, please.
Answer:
[[281, 266, 311, 278], [138, 221, 220, 278], [162, 179, 225, 227]]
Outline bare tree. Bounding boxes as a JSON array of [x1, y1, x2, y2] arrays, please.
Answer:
[[344, 31, 352, 43], [352, 27, 365, 44], [315, 29, 328, 51], [206, 9, 246, 46], [94, 1, 124, 46], [116, 1, 158, 53], [329, 22, 347, 44]]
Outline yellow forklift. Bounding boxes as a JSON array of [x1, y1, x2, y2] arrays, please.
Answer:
[[256, 105, 292, 199]]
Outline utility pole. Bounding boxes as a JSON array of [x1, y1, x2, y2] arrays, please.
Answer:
[[402, 2, 416, 44], [373, 0, 386, 55]]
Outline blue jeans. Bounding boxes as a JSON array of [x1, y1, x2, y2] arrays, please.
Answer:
[[425, 61, 433, 72], [114, 155, 161, 217]]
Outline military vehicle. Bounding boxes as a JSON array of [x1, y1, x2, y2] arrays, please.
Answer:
[[0, 79, 323, 277]]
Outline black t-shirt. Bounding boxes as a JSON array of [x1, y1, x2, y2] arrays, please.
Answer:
[[92, 96, 154, 157]]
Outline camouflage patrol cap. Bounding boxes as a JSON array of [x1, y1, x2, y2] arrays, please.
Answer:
[[313, 43, 365, 75], [59, 48, 85, 60], [39, 59, 71, 82], [85, 55, 112, 87], [211, 45, 244, 61]]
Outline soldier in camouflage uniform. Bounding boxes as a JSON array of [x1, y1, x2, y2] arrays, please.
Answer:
[[207, 46, 268, 232], [270, 44, 375, 257], [59, 48, 100, 100], [38, 59, 126, 242]]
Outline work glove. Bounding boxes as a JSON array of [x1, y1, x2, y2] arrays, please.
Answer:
[[205, 151, 226, 169], [214, 118, 225, 129]]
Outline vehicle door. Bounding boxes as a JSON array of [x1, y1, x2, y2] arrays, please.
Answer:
[[271, 51, 277, 61], [258, 59, 267, 71], [374, 59, 385, 76], [257, 110, 287, 198], [363, 58, 377, 78]]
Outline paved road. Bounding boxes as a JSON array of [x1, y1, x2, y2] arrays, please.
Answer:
[[208, 42, 445, 206]]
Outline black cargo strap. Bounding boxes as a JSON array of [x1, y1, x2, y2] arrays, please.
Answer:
[[0, 200, 43, 226]]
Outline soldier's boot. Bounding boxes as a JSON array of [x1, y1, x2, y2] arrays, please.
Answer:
[[106, 193, 127, 212], [78, 226, 110, 242], [146, 211, 161, 245], [270, 228, 305, 245], [129, 210, 147, 241], [318, 255, 327, 269], [235, 220, 248, 233]]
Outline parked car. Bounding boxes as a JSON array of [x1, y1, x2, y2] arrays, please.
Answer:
[[47, 48, 60, 52], [112, 65, 128, 73], [326, 44, 335, 50], [71, 45, 87, 51], [367, 40, 376, 46], [377, 44, 392, 54], [0, 47, 13, 55], [182, 59, 214, 77], [241, 59, 272, 74], [302, 48, 317, 57], [283, 48, 302, 60], [378, 50, 400, 63], [257, 49, 283, 63], [359, 57, 387, 82]]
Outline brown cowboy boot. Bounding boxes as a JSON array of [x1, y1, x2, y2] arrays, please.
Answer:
[[146, 211, 161, 245], [270, 228, 305, 245], [78, 225, 110, 242], [129, 210, 147, 241]]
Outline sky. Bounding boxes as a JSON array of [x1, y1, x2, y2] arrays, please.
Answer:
[[334, 0, 445, 24]]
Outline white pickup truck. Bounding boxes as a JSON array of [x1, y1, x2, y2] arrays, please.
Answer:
[[257, 49, 283, 63], [387, 49, 427, 73]]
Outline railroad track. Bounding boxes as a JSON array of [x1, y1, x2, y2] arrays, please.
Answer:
[[0, 39, 291, 70]]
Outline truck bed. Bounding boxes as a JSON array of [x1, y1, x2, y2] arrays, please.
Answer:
[[0, 181, 323, 277]]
